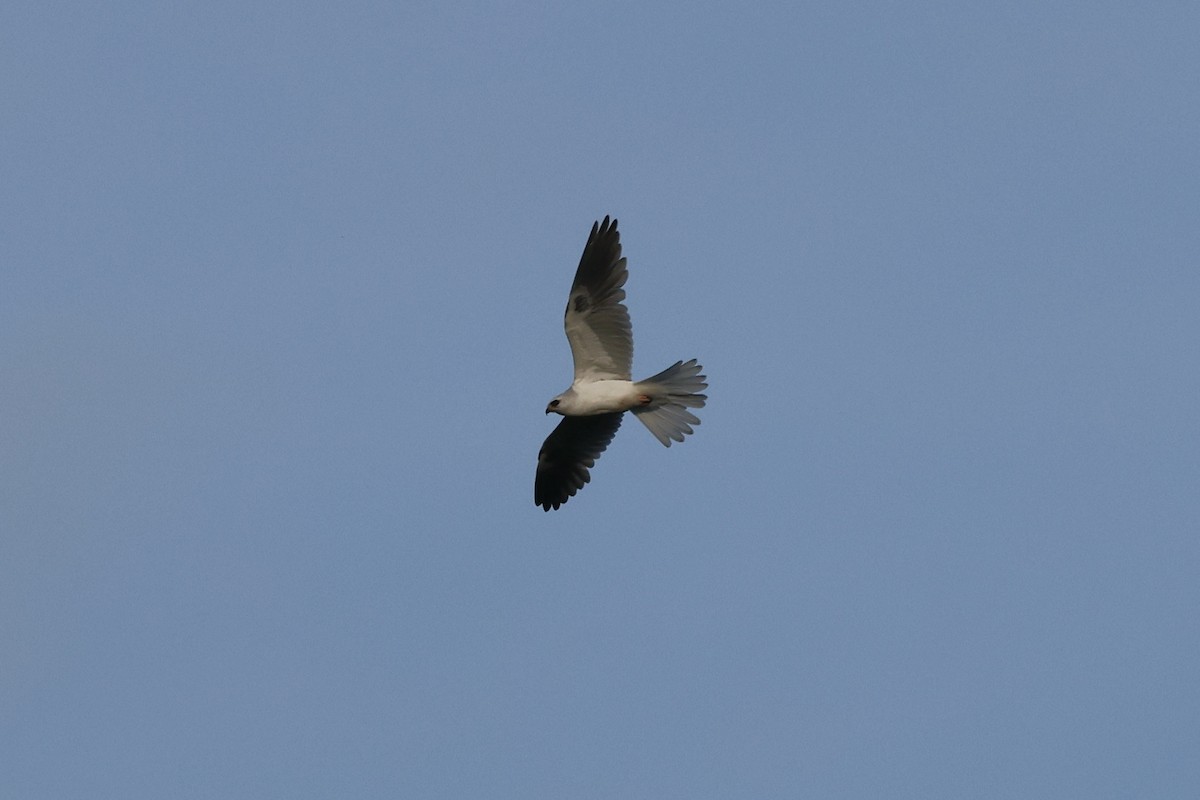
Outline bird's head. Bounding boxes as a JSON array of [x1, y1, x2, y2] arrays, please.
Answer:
[[545, 396, 563, 415]]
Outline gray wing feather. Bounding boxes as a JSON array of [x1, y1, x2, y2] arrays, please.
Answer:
[[564, 216, 633, 381]]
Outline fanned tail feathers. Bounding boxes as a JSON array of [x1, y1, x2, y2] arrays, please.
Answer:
[[631, 359, 708, 446]]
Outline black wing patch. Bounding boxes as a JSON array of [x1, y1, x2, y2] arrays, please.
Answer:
[[535, 413, 624, 511], [567, 216, 625, 314]]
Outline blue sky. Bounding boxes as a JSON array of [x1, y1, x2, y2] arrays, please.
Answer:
[[3, 2, 1198, 797]]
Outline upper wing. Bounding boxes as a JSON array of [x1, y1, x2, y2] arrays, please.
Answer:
[[563, 216, 633, 382], [535, 413, 624, 511]]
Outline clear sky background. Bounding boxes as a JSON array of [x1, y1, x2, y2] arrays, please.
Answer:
[[3, 2, 1198, 797]]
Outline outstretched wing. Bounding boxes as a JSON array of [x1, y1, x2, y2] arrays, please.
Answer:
[[535, 413, 624, 511], [564, 216, 633, 382]]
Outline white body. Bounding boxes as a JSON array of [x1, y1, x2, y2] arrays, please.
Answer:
[[552, 379, 642, 415]]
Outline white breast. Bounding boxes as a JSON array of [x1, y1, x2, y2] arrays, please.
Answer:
[[569, 379, 641, 414]]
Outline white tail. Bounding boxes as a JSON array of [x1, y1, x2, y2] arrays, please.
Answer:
[[631, 359, 708, 446]]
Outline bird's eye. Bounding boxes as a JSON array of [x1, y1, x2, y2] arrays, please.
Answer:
[[550, 399, 560, 407]]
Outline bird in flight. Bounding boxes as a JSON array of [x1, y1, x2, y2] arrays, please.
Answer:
[[535, 216, 707, 511]]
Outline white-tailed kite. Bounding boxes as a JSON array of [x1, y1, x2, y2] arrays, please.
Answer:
[[536, 216, 707, 511]]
